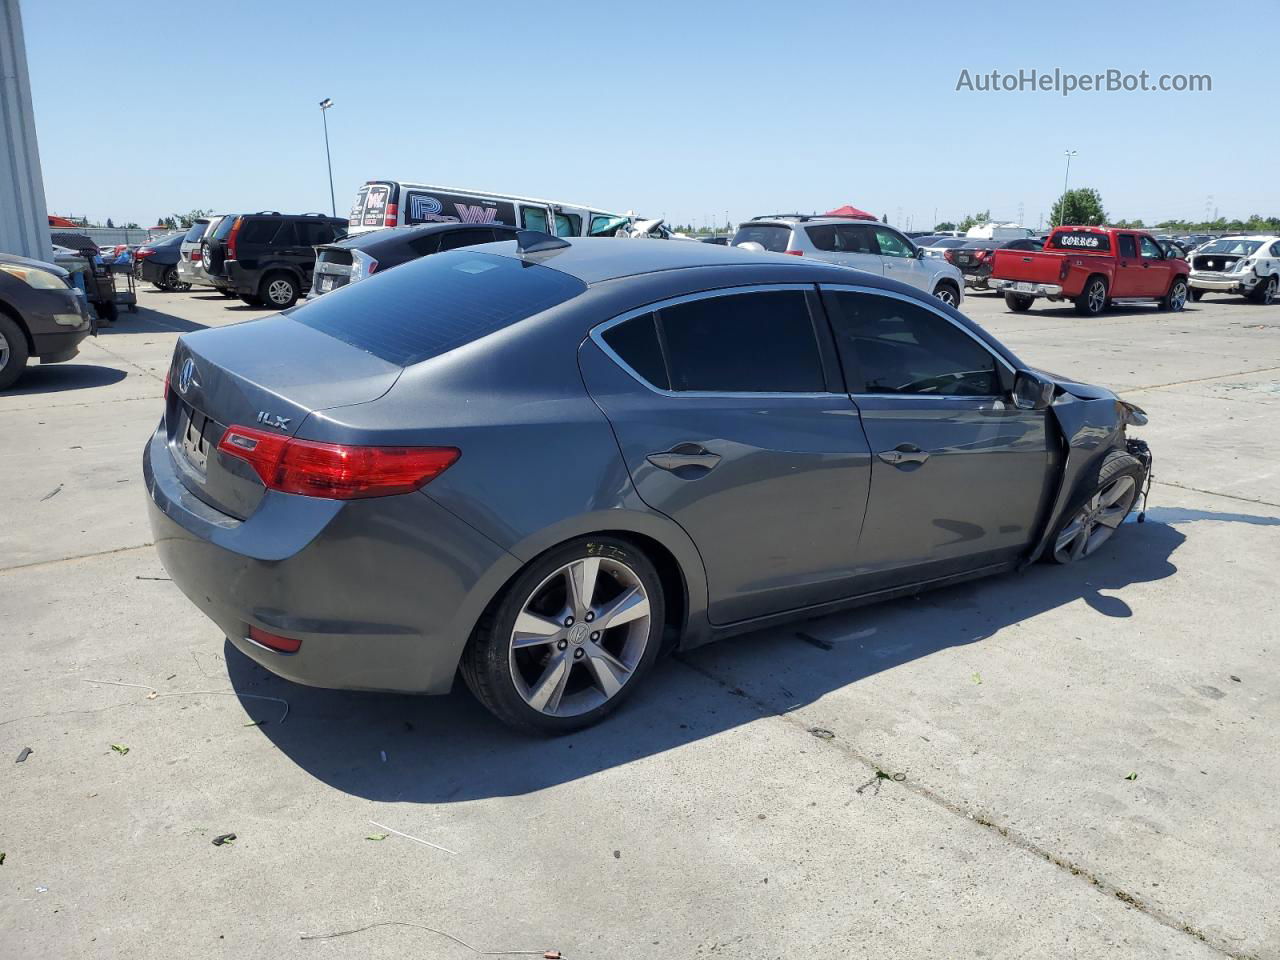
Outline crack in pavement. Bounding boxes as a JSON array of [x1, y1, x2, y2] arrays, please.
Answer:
[[0, 542, 155, 574], [673, 654, 1260, 960], [1153, 480, 1280, 510], [1126, 363, 1280, 394]]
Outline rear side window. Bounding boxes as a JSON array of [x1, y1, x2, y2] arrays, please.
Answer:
[[824, 290, 1000, 397], [296, 220, 341, 245], [212, 216, 237, 240], [438, 228, 501, 251], [1051, 231, 1111, 252], [554, 213, 582, 237], [239, 219, 284, 245], [291, 251, 586, 366], [1118, 235, 1137, 258], [183, 221, 209, 243], [730, 224, 792, 253], [605, 291, 823, 393]]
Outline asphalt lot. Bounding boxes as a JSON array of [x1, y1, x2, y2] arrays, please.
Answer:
[[2, 279, 1278, 960]]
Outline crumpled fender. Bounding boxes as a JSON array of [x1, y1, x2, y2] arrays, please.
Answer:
[[1022, 392, 1128, 566]]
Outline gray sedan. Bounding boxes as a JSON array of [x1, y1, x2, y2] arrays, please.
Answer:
[[145, 236, 1152, 732]]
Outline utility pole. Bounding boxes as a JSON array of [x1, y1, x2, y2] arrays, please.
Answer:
[[319, 98, 336, 217]]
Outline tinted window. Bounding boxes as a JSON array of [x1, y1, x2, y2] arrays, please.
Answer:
[[1271, 242, 1280, 257], [554, 213, 582, 237], [183, 221, 209, 243], [439, 228, 500, 252], [730, 224, 792, 253], [658, 291, 823, 393], [825, 290, 1000, 397], [1199, 238, 1262, 256], [240, 219, 284, 245], [407, 233, 442, 257], [806, 224, 874, 253], [292, 251, 586, 366], [872, 227, 913, 258], [1050, 231, 1111, 252], [602, 313, 669, 389], [291, 220, 336, 245], [1003, 238, 1041, 251], [212, 216, 238, 240], [1118, 235, 1137, 258]]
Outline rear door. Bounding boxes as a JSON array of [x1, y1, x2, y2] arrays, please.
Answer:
[[805, 223, 882, 276], [579, 285, 873, 624], [821, 284, 1054, 586]]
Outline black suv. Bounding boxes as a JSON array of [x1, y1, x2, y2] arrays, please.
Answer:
[[204, 212, 347, 308]]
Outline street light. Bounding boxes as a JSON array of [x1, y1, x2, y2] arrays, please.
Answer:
[[319, 98, 336, 217], [1060, 149, 1078, 223]]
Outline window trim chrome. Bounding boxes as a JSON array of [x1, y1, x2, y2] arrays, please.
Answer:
[[589, 283, 841, 399]]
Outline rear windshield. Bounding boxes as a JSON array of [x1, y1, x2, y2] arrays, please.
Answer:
[[212, 216, 237, 240], [1198, 238, 1262, 256], [731, 224, 792, 253], [289, 251, 586, 366], [183, 221, 209, 243], [1050, 231, 1110, 252]]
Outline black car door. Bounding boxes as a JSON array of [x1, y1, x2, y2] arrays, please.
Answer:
[[820, 284, 1056, 588]]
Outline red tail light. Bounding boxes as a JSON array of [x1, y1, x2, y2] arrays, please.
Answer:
[[217, 425, 459, 499], [385, 202, 399, 227], [191, 250, 203, 262], [136, 248, 155, 259], [783, 249, 803, 256], [226, 217, 243, 260], [943, 249, 956, 264], [248, 626, 301, 654]]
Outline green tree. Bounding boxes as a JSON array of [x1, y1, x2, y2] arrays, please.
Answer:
[[933, 221, 957, 232], [881, 213, 889, 223], [1050, 188, 1107, 227], [957, 210, 991, 232], [106, 217, 114, 228]]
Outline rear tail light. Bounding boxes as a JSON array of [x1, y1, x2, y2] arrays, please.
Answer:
[[943, 249, 956, 264], [783, 249, 803, 256], [191, 250, 203, 262], [226, 217, 243, 260], [384, 202, 399, 227], [351, 249, 379, 282], [217, 425, 459, 499], [136, 248, 155, 259], [247, 626, 302, 654]]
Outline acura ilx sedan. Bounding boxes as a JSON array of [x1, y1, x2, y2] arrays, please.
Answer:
[[145, 235, 1152, 733]]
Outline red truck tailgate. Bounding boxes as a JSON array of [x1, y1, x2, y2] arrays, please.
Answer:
[[991, 249, 1066, 283]]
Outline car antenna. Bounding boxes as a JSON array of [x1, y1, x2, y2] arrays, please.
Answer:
[[516, 230, 571, 256]]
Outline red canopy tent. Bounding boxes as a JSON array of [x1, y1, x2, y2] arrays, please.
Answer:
[[823, 204, 876, 220]]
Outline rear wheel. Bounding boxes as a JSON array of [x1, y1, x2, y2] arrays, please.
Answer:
[[1160, 276, 1189, 312], [460, 536, 665, 734], [1004, 292, 1034, 312], [161, 266, 180, 290], [1250, 274, 1278, 304], [1074, 276, 1108, 316], [260, 273, 299, 309], [1048, 450, 1144, 564], [0, 313, 31, 391]]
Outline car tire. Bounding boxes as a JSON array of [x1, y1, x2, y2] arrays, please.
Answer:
[[932, 281, 960, 307], [0, 312, 32, 391], [162, 266, 180, 290], [238, 294, 265, 307], [1047, 449, 1144, 564], [1074, 276, 1108, 316], [460, 535, 666, 734], [260, 273, 299, 309], [1160, 277, 1189, 312], [1189, 289, 1204, 302], [1249, 274, 1278, 304], [1004, 293, 1034, 312], [176, 282, 192, 292]]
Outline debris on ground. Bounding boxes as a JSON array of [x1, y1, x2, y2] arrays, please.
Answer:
[[212, 834, 236, 846], [0, 852, 6, 865], [1230, 675, 1242, 683], [808, 727, 835, 740], [243, 720, 265, 728], [613, 849, 621, 859], [856, 770, 906, 796], [366, 820, 457, 856], [15, 747, 32, 763], [134, 575, 172, 581], [40, 485, 62, 502], [972, 672, 983, 684], [110, 744, 129, 756], [80, 677, 290, 724], [795, 631, 833, 651], [36, 885, 47, 893], [299, 919, 554, 956], [366, 833, 388, 841], [1125, 772, 1139, 781]]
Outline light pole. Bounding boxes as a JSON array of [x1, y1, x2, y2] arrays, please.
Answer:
[[1060, 149, 1077, 224], [319, 98, 336, 217]]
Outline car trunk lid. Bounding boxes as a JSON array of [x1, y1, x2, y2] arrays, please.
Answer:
[[164, 315, 401, 519]]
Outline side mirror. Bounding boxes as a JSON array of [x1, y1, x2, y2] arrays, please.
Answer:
[[1012, 370, 1054, 410], [914, 246, 925, 259]]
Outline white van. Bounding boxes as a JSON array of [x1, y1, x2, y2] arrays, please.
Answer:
[[964, 222, 1036, 241], [346, 181, 628, 238]]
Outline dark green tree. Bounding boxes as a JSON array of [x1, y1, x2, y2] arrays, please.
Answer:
[[1050, 188, 1107, 227]]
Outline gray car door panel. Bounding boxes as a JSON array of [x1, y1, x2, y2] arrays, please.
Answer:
[[578, 289, 874, 624]]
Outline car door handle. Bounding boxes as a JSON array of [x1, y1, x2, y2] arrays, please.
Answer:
[[877, 444, 930, 466], [647, 445, 721, 473]]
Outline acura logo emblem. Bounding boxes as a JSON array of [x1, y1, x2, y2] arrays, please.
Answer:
[[177, 357, 199, 394]]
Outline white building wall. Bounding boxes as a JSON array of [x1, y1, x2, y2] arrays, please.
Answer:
[[0, 0, 52, 261]]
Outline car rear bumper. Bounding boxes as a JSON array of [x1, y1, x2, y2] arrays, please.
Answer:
[[177, 260, 214, 285], [143, 426, 521, 694], [991, 278, 1063, 297], [222, 261, 260, 296], [139, 260, 171, 283], [1190, 273, 1255, 292]]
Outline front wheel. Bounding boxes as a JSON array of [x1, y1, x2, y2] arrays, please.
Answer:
[[1048, 450, 1144, 564], [460, 536, 665, 734], [0, 313, 32, 391], [1004, 292, 1034, 312], [1250, 275, 1278, 304], [1074, 277, 1108, 316], [260, 274, 299, 309], [932, 282, 959, 307], [1160, 277, 1189, 312]]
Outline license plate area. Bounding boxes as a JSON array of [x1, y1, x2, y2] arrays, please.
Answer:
[[1014, 281, 1034, 292], [318, 275, 334, 292], [177, 401, 212, 475]]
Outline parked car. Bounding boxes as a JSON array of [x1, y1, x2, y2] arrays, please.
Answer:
[[990, 226, 1191, 315], [0, 252, 95, 390], [347, 180, 626, 239], [204, 212, 348, 308], [963, 223, 1036, 241], [1187, 236, 1280, 303], [135, 233, 190, 291], [177, 216, 226, 292], [730, 216, 964, 306], [952, 237, 1043, 289], [307, 222, 520, 300], [920, 237, 970, 259], [145, 236, 1151, 732]]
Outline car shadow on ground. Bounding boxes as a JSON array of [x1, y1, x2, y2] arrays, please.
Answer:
[[101, 303, 209, 334], [11, 363, 128, 394], [223, 509, 1271, 805]]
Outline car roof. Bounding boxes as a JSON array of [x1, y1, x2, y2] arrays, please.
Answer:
[[330, 222, 519, 249], [747, 216, 885, 228]]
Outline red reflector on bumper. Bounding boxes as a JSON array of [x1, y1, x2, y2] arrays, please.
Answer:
[[248, 626, 302, 653]]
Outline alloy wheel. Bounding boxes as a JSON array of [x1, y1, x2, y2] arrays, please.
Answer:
[[508, 556, 652, 717], [267, 279, 293, 305], [0, 330, 9, 371], [1170, 281, 1187, 311], [1087, 280, 1106, 314], [1264, 277, 1278, 303], [935, 285, 957, 305], [1053, 475, 1137, 562]]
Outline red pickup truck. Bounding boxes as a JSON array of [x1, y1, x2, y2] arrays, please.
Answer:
[[990, 226, 1191, 316]]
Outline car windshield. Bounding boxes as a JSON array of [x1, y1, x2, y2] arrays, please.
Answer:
[[1198, 238, 1262, 256], [290, 251, 586, 366], [730, 224, 792, 252]]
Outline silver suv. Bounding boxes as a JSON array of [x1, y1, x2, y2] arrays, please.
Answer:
[[176, 216, 226, 291], [731, 216, 965, 306]]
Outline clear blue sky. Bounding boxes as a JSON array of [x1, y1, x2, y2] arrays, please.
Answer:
[[21, 0, 1274, 230]]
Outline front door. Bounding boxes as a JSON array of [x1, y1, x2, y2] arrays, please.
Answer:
[[1111, 233, 1143, 297], [579, 286, 874, 624], [1138, 234, 1173, 297], [872, 225, 931, 294], [820, 285, 1055, 587]]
